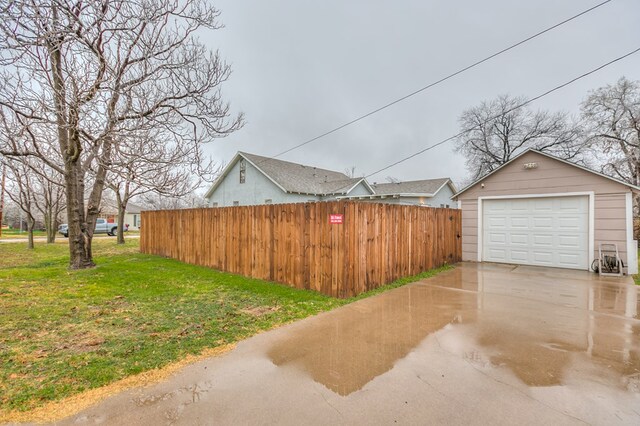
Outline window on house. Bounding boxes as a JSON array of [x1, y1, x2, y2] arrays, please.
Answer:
[[265, 199, 272, 204], [440, 204, 445, 208], [211, 202, 218, 208], [239, 159, 246, 184], [445, 204, 450, 208], [133, 214, 139, 227], [233, 201, 239, 206]]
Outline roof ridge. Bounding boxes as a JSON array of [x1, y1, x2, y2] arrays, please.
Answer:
[[240, 151, 350, 178], [373, 177, 449, 186]]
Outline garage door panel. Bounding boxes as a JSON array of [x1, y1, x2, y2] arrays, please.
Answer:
[[558, 252, 587, 268], [559, 197, 585, 211], [558, 217, 586, 229], [487, 217, 507, 228], [510, 250, 529, 262], [558, 235, 583, 249], [511, 202, 529, 211], [486, 202, 507, 212], [532, 217, 553, 229], [488, 248, 507, 261], [483, 196, 589, 270], [510, 233, 528, 245], [533, 199, 554, 211], [532, 251, 554, 264], [488, 232, 507, 243], [510, 217, 528, 228], [532, 234, 553, 247]]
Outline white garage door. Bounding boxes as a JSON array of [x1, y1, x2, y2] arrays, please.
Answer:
[[482, 196, 589, 270]]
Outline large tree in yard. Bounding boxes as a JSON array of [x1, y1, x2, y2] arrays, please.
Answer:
[[581, 77, 640, 190], [0, 0, 242, 268], [455, 95, 583, 181]]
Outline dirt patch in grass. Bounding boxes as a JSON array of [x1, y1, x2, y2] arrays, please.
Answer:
[[240, 306, 281, 316]]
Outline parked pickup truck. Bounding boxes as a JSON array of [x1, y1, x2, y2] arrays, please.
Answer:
[[58, 219, 128, 238]]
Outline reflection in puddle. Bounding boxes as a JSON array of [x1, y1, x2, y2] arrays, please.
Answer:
[[268, 263, 640, 395], [268, 284, 474, 395]]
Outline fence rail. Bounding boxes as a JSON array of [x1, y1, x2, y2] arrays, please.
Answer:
[[141, 201, 462, 298]]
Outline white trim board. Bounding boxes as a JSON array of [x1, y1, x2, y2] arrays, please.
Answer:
[[625, 192, 638, 274], [477, 192, 595, 271]]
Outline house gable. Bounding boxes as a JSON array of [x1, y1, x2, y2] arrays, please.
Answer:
[[427, 180, 456, 207], [207, 155, 317, 206], [345, 179, 375, 197]]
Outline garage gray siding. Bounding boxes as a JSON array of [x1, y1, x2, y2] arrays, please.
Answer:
[[459, 151, 634, 270]]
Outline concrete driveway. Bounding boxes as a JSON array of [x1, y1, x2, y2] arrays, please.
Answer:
[[51, 263, 640, 425]]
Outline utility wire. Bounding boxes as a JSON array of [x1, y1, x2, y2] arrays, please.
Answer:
[[268, 0, 614, 161], [364, 46, 640, 179]]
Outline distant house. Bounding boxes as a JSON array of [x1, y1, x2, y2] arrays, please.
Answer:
[[205, 151, 456, 208], [100, 201, 143, 230], [340, 179, 457, 208]]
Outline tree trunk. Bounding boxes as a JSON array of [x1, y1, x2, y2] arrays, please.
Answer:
[[26, 216, 35, 250], [65, 160, 95, 269], [48, 11, 95, 269], [117, 202, 126, 244], [44, 210, 56, 244]]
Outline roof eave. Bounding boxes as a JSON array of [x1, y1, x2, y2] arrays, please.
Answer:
[[453, 149, 640, 199]]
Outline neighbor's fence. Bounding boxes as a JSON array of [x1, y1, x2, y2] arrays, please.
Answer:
[[140, 201, 462, 298]]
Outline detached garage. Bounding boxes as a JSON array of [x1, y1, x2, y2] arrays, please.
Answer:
[[453, 149, 639, 274]]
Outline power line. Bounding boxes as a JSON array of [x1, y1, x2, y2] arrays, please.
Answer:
[[268, 0, 614, 160], [364, 46, 640, 179]]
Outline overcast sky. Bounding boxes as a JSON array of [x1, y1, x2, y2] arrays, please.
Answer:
[[200, 0, 640, 187]]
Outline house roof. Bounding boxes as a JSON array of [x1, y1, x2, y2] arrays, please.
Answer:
[[371, 178, 455, 196], [205, 152, 372, 197], [453, 148, 640, 198]]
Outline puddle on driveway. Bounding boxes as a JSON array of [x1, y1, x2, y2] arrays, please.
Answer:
[[268, 263, 640, 395]]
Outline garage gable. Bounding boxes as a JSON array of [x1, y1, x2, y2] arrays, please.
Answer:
[[454, 150, 639, 200]]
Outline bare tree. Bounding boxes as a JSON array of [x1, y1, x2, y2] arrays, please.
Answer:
[[581, 77, 640, 190], [0, 0, 242, 268], [105, 130, 217, 244], [139, 192, 208, 211], [32, 167, 66, 243], [344, 166, 358, 178], [2, 159, 37, 249], [455, 95, 584, 180]]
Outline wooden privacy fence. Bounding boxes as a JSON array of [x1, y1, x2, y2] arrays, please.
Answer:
[[140, 201, 462, 298]]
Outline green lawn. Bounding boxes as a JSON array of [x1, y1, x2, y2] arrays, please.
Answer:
[[0, 239, 450, 415], [0, 228, 47, 239]]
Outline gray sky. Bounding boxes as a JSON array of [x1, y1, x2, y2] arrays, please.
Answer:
[[201, 0, 640, 187]]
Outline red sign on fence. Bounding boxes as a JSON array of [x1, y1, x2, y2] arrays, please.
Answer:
[[329, 214, 344, 224]]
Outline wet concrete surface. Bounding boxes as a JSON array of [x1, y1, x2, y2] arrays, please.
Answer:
[[37, 263, 640, 425]]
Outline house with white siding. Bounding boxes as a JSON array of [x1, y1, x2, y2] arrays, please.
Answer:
[[205, 152, 456, 208], [340, 179, 457, 208]]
